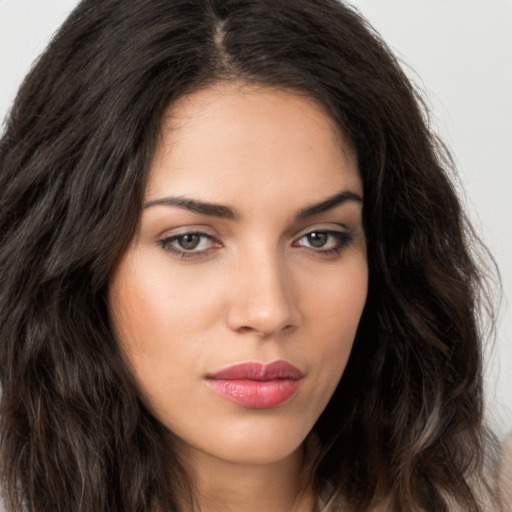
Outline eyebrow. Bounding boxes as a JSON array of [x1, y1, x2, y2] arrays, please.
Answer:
[[143, 190, 362, 220], [144, 196, 238, 219], [295, 190, 363, 219]]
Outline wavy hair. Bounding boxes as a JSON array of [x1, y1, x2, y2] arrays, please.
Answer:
[[0, 0, 500, 510]]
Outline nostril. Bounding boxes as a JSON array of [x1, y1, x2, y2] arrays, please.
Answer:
[[235, 322, 297, 337], [227, 297, 301, 337]]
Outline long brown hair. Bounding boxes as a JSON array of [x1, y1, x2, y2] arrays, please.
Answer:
[[0, 1, 500, 510]]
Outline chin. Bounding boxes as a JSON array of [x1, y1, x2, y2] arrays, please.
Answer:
[[171, 415, 312, 468], [211, 436, 305, 466]]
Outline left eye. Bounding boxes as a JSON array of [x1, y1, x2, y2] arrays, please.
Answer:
[[159, 232, 215, 255], [294, 230, 352, 251]]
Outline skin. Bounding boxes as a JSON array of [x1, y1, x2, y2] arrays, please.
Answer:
[[108, 83, 368, 512]]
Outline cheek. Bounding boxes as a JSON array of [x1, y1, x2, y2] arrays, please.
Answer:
[[304, 255, 368, 337], [108, 271, 196, 420], [302, 256, 368, 378], [107, 252, 225, 410], [109, 251, 214, 352]]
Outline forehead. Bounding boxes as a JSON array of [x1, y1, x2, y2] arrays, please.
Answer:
[[146, 83, 361, 206]]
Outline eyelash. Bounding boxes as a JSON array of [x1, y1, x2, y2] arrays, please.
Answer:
[[293, 230, 354, 255], [158, 232, 217, 259], [158, 229, 353, 260]]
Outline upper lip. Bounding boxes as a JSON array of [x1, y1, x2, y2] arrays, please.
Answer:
[[207, 360, 304, 381]]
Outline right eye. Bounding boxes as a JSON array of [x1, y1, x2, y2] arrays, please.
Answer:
[[158, 232, 219, 259]]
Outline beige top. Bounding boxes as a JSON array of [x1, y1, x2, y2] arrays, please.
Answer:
[[498, 434, 512, 508]]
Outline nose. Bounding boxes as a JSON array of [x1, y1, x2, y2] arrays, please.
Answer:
[[226, 250, 301, 337]]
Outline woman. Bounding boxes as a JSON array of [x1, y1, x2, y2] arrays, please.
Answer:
[[0, 0, 503, 510]]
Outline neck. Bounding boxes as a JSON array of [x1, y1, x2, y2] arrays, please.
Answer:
[[182, 444, 315, 512]]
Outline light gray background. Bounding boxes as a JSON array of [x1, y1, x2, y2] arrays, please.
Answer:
[[1, 0, 511, 439]]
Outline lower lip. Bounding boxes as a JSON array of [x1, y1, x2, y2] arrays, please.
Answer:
[[206, 378, 302, 408]]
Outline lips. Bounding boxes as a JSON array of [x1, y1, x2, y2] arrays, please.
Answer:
[[206, 360, 304, 409]]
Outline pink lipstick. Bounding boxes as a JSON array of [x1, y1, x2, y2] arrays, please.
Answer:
[[206, 360, 303, 409]]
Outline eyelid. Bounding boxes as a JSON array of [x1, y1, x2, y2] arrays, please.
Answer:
[[292, 225, 354, 254], [157, 228, 222, 260], [155, 223, 217, 239], [156, 223, 355, 260], [292, 222, 349, 239]]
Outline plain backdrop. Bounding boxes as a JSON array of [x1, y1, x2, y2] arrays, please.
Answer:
[[0, 0, 511, 438]]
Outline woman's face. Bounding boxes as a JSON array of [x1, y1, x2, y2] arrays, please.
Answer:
[[108, 83, 368, 468]]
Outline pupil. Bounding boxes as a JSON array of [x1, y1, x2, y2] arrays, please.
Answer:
[[179, 234, 200, 250], [307, 232, 327, 247]]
